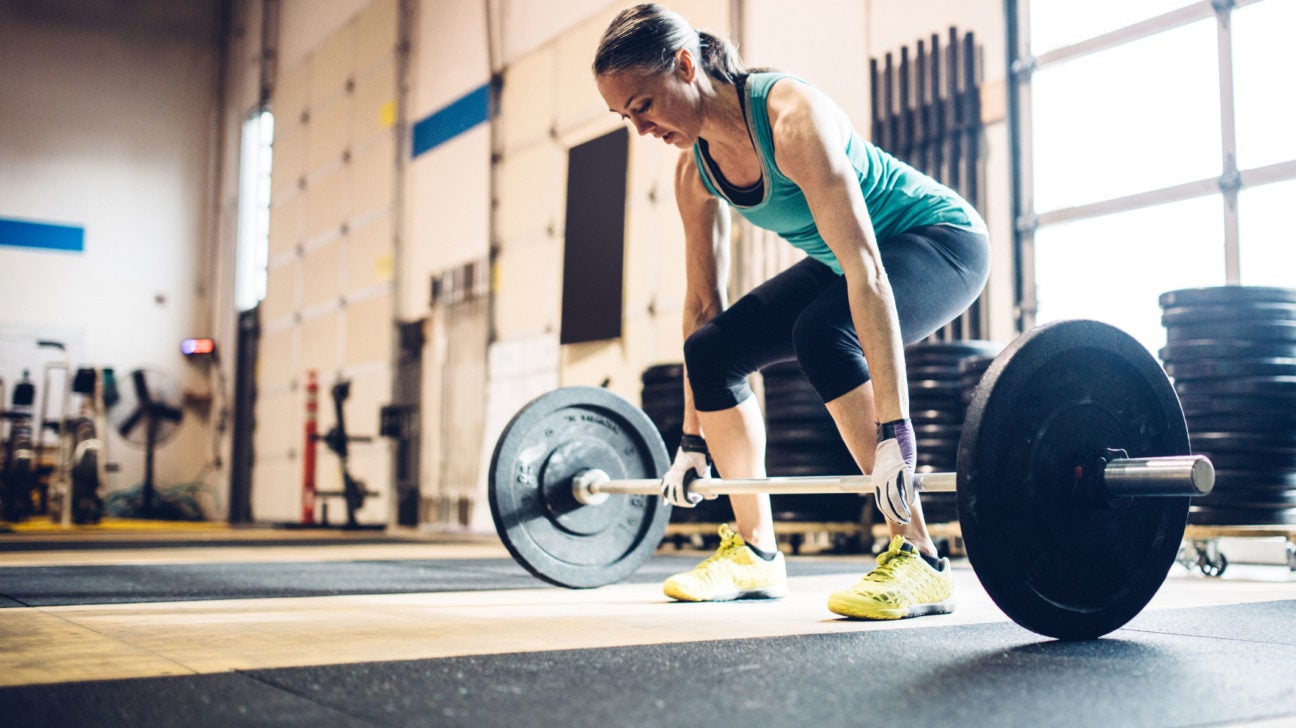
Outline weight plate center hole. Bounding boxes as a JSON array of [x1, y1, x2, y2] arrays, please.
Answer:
[[1031, 402, 1128, 542], [540, 438, 627, 536]]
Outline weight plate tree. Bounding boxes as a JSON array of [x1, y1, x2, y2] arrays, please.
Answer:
[[1160, 285, 1296, 526], [903, 339, 1001, 523]]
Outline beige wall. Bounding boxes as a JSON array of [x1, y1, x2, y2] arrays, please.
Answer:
[[254, 0, 399, 524], [742, 0, 870, 127], [407, 0, 491, 291], [278, 0, 375, 71], [403, 0, 493, 526]]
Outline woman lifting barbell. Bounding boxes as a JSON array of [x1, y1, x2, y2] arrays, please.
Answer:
[[593, 4, 990, 619]]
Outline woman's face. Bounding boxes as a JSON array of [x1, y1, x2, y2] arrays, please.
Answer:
[[596, 51, 700, 148]]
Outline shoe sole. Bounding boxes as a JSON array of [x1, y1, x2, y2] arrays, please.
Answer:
[[664, 585, 790, 602], [826, 596, 956, 620]]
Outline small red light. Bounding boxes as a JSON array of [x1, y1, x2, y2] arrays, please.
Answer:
[[182, 338, 216, 356]]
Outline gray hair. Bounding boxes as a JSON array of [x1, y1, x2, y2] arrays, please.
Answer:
[[593, 3, 748, 84]]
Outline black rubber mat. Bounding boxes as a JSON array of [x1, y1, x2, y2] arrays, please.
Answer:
[[0, 672, 372, 727], [0, 554, 868, 607], [1, 600, 1292, 728]]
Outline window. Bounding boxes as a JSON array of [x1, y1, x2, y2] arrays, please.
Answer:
[[1030, 18, 1219, 212], [1034, 196, 1224, 352], [1029, 0, 1191, 55], [235, 109, 274, 313], [1232, 0, 1296, 170], [1012, 0, 1296, 353], [1238, 178, 1296, 287]]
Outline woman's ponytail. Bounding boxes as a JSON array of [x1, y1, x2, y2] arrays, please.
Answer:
[[697, 30, 748, 84]]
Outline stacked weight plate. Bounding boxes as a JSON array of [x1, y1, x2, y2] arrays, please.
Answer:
[[905, 340, 1002, 523], [761, 361, 863, 523], [1159, 286, 1296, 526], [640, 364, 735, 524], [640, 364, 685, 454]]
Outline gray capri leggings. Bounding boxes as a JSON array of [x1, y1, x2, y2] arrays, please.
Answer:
[[684, 224, 991, 411]]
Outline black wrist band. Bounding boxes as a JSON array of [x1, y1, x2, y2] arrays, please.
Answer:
[[680, 434, 709, 453], [877, 418, 912, 441]]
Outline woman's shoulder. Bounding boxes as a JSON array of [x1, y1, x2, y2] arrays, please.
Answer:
[[763, 75, 849, 145]]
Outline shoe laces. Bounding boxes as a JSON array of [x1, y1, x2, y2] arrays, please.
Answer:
[[862, 536, 917, 583], [697, 524, 746, 569]]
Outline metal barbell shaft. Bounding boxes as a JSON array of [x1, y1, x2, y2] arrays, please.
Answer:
[[574, 454, 1213, 503], [577, 472, 953, 498]]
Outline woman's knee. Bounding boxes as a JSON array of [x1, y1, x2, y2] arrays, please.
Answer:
[[684, 323, 751, 411], [683, 324, 724, 379], [792, 313, 870, 403]]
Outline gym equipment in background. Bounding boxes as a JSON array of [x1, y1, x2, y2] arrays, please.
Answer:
[[1, 371, 38, 522], [108, 368, 183, 517], [310, 378, 380, 529]]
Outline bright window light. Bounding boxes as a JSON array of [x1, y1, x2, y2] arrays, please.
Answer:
[[1233, 0, 1296, 171], [235, 109, 274, 313], [1025, 0, 1296, 341], [1034, 195, 1225, 355], [1029, 0, 1196, 56], [1239, 178, 1296, 287], [1031, 17, 1220, 213]]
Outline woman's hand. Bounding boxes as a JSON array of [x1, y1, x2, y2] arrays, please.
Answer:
[[872, 419, 917, 524], [661, 434, 714, 507]]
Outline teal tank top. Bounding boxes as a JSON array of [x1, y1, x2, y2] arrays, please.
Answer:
[[692, 72, 985, 275]]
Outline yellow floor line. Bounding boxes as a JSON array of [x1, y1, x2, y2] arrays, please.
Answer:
[[0, 565, 1289, 688], [0, 520, 446, 540], [0, 542, 511, 567], [0, 518, 233, 534]]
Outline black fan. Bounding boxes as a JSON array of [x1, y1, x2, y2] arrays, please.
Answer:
[[108, 368, 183, 514]]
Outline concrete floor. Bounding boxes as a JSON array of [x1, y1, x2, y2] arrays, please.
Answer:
[[0, 522, 1293, 727]]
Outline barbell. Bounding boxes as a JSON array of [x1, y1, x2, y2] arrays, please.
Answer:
[[489, 320, 1214, 640]]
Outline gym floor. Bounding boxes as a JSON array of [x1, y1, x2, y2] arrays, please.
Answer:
[[0, 523, 1293, 728]]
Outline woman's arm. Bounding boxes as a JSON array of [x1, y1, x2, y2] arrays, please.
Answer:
[[674, 151, 731, 436], [767, 81, 910, 423]]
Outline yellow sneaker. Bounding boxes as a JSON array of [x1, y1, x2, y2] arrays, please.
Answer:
[[663, 524, 789, 602], [827, 535, 955, 620]]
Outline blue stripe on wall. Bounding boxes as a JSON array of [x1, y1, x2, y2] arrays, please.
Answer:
[[0, 218, 85, 253], [412, 83, 491, 159]]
